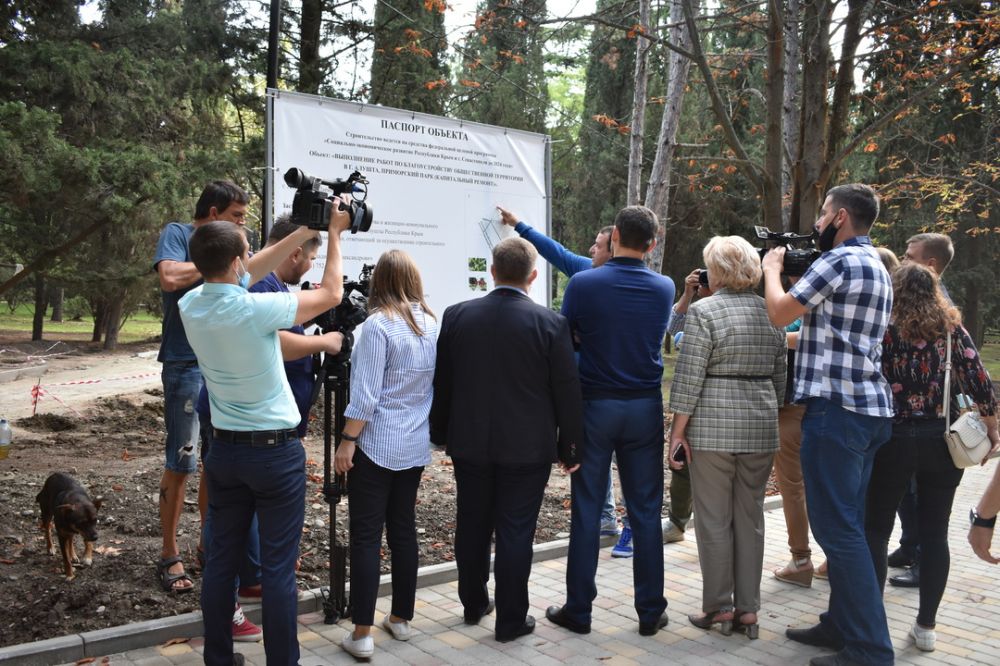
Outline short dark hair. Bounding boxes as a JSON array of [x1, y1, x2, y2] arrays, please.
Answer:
[[826, 183, 880, 230], [266, 215, 321, 253], [492, 237, 537, 284], [906, 232, 954, 272], [614, 206, 658, 251], [194, 180, 249, 220], [190, 221, 246, 279], [599, 225, 613, 251]]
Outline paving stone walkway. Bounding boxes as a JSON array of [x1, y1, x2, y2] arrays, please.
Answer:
[[70, 463, 1000, 665]]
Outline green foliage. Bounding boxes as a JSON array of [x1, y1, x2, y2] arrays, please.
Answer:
[[453, 0, 549, 133], [369, 0, 449, 114]]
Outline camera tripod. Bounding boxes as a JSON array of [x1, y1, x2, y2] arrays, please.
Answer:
[[315, 346, 353, 624]]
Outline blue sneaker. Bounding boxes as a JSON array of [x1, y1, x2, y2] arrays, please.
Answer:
[[611, 526, 633, 558]]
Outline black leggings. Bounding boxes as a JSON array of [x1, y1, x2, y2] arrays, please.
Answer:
[[864, 418, 963, 627], [347, 448, 424, 626]]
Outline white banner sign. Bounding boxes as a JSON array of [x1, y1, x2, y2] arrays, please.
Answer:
[[268, 91, 551, 313]]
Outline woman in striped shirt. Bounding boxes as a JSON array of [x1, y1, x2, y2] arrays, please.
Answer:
[[334, 250, 438, 659]]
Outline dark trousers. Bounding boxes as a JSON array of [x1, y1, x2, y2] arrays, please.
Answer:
[[565, 397, 666, 626], [865, 419, 963, 627], [348, 449, 423, 626], [202, 437, 305, 666], [453, 458, 551, 638], [897, 480, 921, 558]]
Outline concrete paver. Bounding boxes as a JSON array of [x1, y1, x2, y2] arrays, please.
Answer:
[[63, 463, 1000, 665]]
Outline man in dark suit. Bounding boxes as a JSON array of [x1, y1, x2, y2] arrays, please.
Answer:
[[430, 237, 583, 643]]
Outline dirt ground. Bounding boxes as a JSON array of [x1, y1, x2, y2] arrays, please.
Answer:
[[0, 338, 713, 649]]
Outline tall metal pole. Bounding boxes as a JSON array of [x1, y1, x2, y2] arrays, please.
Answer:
[[262, 0, 282, 246]]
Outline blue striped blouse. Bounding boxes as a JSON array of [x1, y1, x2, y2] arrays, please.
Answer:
[[344, 305, 437, 470]]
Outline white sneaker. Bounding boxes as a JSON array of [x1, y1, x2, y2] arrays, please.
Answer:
[[341, 632, 374, 658], [911, 622, 936, 652], [382, 614, 412, 641]]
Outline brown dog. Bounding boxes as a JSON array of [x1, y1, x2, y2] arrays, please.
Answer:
[[36, 473, 102, 580]]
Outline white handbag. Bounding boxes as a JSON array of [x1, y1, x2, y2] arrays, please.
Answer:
[[943, 330, 992, 468]]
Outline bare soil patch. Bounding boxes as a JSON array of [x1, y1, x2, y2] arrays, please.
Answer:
[[0, 386, 676, 648]]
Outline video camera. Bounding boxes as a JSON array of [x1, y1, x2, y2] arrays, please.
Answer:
[[754, 226, 821, 277], [284, 167, 374, 234], [303, 264, 374, 341]]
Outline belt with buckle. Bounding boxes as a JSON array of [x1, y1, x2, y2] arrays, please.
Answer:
[[213, 428, 298, 447]]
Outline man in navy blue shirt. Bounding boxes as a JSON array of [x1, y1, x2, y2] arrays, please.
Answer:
[[546, 205, 675, 637], [497, 206, 637, 550]]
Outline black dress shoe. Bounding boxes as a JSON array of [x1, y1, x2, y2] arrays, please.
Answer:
[[887, 547, 915, 569], [786, 623, 845, 650], [639, 612, 669, 636], [545, 605, 591, 634], [809, 652, 866, 666], [464, 599, 496, 624], [496, 615, 535, 642], [889, 565, 920, 588]]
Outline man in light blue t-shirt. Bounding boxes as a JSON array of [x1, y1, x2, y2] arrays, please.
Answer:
[[179, 206, 349, 666]]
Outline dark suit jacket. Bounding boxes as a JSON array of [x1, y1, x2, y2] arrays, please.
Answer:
[[430, 288, 583, 466]]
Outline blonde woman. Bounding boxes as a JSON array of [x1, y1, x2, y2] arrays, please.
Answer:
[[668, 236, 786, 639], [335, 250, 437, 659]]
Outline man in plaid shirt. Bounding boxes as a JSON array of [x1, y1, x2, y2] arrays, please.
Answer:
[[762, 183, 895, 666]]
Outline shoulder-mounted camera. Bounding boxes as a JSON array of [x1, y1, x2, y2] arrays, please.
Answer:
[[754, 226, 821, 277], [284, 167, 374, 234]]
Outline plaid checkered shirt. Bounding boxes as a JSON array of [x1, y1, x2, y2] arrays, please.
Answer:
[[788, 236, 894, 417]]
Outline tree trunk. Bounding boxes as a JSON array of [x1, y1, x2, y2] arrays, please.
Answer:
[[781, 0, 801, 231], [762, 0, 785, 232], [91, 298, 107, 343], [103, 291, 126, 351], [299, 0, 322, 94], [31, 273, 47, 341], [626, 0, 652, 206], [49, 286, 64, 322], [792, 0, 834, 233], [825, 0, 872, 168], [644, 0, 697, 272]]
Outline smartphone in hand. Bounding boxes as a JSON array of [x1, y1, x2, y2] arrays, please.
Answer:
[[671, 444, 687, 465]]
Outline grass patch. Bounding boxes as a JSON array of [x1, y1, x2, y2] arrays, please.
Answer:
[[0, 303, 160, 345]]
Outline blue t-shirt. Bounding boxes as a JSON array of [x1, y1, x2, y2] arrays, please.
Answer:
[[196, 272, 316, 437], [561, 257, 675, 399], [153, 222, 200, 362]]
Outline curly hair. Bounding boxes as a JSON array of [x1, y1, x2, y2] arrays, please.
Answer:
[[891, 263, 960, 342]]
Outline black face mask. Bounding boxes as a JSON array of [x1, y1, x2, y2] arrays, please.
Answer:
[[816, 222, 838, 252]]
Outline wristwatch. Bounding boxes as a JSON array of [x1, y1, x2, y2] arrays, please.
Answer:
[[970, 508, 997, 529]]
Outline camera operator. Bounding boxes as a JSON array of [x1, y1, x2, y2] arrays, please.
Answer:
[[192, 217, 344, 629], [180, 205, 350, 666], [762, 184, 894, 666]]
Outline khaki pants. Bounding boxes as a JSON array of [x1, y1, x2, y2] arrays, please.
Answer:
[[690, 450, 774, 613], [774, 404, 811, 559]]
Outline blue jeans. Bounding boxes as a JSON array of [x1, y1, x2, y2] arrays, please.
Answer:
[[202, 436, 306, 666], [565, 396, 666, 626], [161, 361, 201, 473], [800, 398, 893, 666]]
